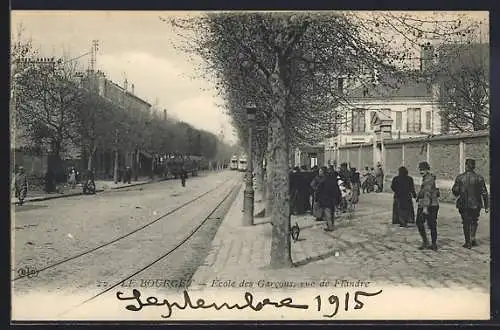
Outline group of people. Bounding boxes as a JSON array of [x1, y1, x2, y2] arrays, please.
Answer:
[[360, 164, 385, 193], [289, 162, 363, 232], [390, 159, 489, 251]]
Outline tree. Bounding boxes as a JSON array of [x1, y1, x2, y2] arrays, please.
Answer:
[[165, 12, 475, 268], [15, 56, 87, 179], [433, 42, 489, 132]]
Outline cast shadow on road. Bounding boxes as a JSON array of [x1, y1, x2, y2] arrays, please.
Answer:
[[12, 204, 49, 212]]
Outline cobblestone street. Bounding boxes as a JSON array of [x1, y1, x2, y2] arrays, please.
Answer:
[[192, 189, 490, 293]]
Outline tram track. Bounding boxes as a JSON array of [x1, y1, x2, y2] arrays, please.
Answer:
[[13, 174, 240, 282], [56, 179, 240, 317]]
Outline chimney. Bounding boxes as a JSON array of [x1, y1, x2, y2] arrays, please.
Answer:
[[123, 78, 128, 91], [131, 84, 135, 94], [163, 109, 167, 121], [420, 42, 434, 73]]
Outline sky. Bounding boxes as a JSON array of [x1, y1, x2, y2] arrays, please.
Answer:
[[11, 11, 488, 146], [11, 11, 237, 144]]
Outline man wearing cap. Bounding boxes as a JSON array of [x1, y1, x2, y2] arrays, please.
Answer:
[[15, 166, 28, 206], [416, 161, 440, 251], [452, 158, 489, 249]]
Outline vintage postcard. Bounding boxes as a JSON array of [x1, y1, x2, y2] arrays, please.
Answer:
[[11, 10, 490, 321]]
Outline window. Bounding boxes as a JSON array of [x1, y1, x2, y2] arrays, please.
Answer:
[[380, 108, 391, 118], [396, 112, 402, 130], [369, 111, 377, 130], [407, 108, 422, 132], [425, 111, 431, 130], [352, 109, 366, 133]]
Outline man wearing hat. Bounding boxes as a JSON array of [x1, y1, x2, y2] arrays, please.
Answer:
[[15, 166, 28, 206], [452, 158, 489, 249], [416, 161, 440, 251]]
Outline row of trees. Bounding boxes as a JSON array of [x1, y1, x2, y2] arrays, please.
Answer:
[[165, 12, 486, 268], [11, 27, 230, 179]]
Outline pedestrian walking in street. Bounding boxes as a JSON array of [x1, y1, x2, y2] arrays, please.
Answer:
[[391, 166, 417, 227], [451, 159, 489, 249], [125, 166, 132, 184], [311, 167, 341, 231], [338, 162, 351, 189], [15, 166, 28, 206], [300, 166, 313, 214], [68, 168, 77, 189], [374, 162, 384, 192], [181, 168, 188, 187], [350, 167, 361, 207], [415, 161, 440, 251], [310, 168, 325, 221]]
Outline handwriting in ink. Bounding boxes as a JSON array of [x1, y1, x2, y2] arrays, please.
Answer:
[[116, 289, 308, 318], [116, 289, 383, 318], [314, 289, 383, 318]]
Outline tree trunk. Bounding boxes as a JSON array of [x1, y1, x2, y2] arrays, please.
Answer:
[[134, 148, 139, 181], [113, 150, 119, 184], [87, 144, 96, 171], [269, 114, 292, 268], [264, 124, 274, 217]]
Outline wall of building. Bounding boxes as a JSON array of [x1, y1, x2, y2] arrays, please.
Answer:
[[329, 131, 489, 203], [334, 98, 443, 145]]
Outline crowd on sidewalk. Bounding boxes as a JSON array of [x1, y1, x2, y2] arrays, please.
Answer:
[[289, 158, 489, 251]]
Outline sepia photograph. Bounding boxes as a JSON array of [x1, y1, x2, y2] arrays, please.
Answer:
[[10, 10, 490, 321]]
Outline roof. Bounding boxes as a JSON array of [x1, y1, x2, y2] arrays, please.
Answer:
[[346, 74, 433, 99]]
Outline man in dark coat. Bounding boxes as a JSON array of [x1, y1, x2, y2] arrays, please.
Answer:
[[15, 166, 28, 206], [374, 162, 384, 192], [452, 158, 489, 249], [312, 167, 341, 231], [416, 161, 440, 251], [391, 166, 417, 227]]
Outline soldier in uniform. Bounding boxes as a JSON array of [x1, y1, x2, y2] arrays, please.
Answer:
[[415, 161, 440, 251], [451, 159, 489, 249]]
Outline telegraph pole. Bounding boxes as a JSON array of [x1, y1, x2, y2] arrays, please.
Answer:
[[89, 40, 99, 73]]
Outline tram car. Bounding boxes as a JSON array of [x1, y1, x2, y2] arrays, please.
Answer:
[[230, 155, 239, 170], [238, 155, 248, 172]]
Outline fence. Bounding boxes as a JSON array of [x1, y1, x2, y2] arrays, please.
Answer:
[[332, 131, 489, 203]]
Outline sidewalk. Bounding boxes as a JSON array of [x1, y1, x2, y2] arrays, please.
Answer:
[[10, 176, 161, 204], [191, 189, 490, 293]]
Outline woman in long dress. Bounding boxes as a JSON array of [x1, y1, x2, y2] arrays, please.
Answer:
[[391, 166, 417, 227], [350, 168, 361, 207]]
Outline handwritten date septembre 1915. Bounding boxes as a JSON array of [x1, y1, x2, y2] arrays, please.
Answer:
[[116, 289, 383, 319]]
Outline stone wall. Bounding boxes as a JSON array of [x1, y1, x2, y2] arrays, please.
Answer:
[[331, 131, 489, 203]]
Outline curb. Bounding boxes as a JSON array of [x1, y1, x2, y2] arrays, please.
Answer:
[[11, 178, 166, 205]]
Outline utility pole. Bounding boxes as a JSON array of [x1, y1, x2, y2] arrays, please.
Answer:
[[89, 40, 99, 73]]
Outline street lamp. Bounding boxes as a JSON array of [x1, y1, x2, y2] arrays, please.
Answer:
[[243, 102, 256, 226]]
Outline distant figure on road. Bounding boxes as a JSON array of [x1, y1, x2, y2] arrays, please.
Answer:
[[15, 166, 28, 206], [452, 158, 489, 249], [68, 168, 77, 189], [391, 166, 417, 227], [415, 161, 440, 251], [374, 162, 384, 192], [124, 166, 132, 184], [181, 168, 188, 187]]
